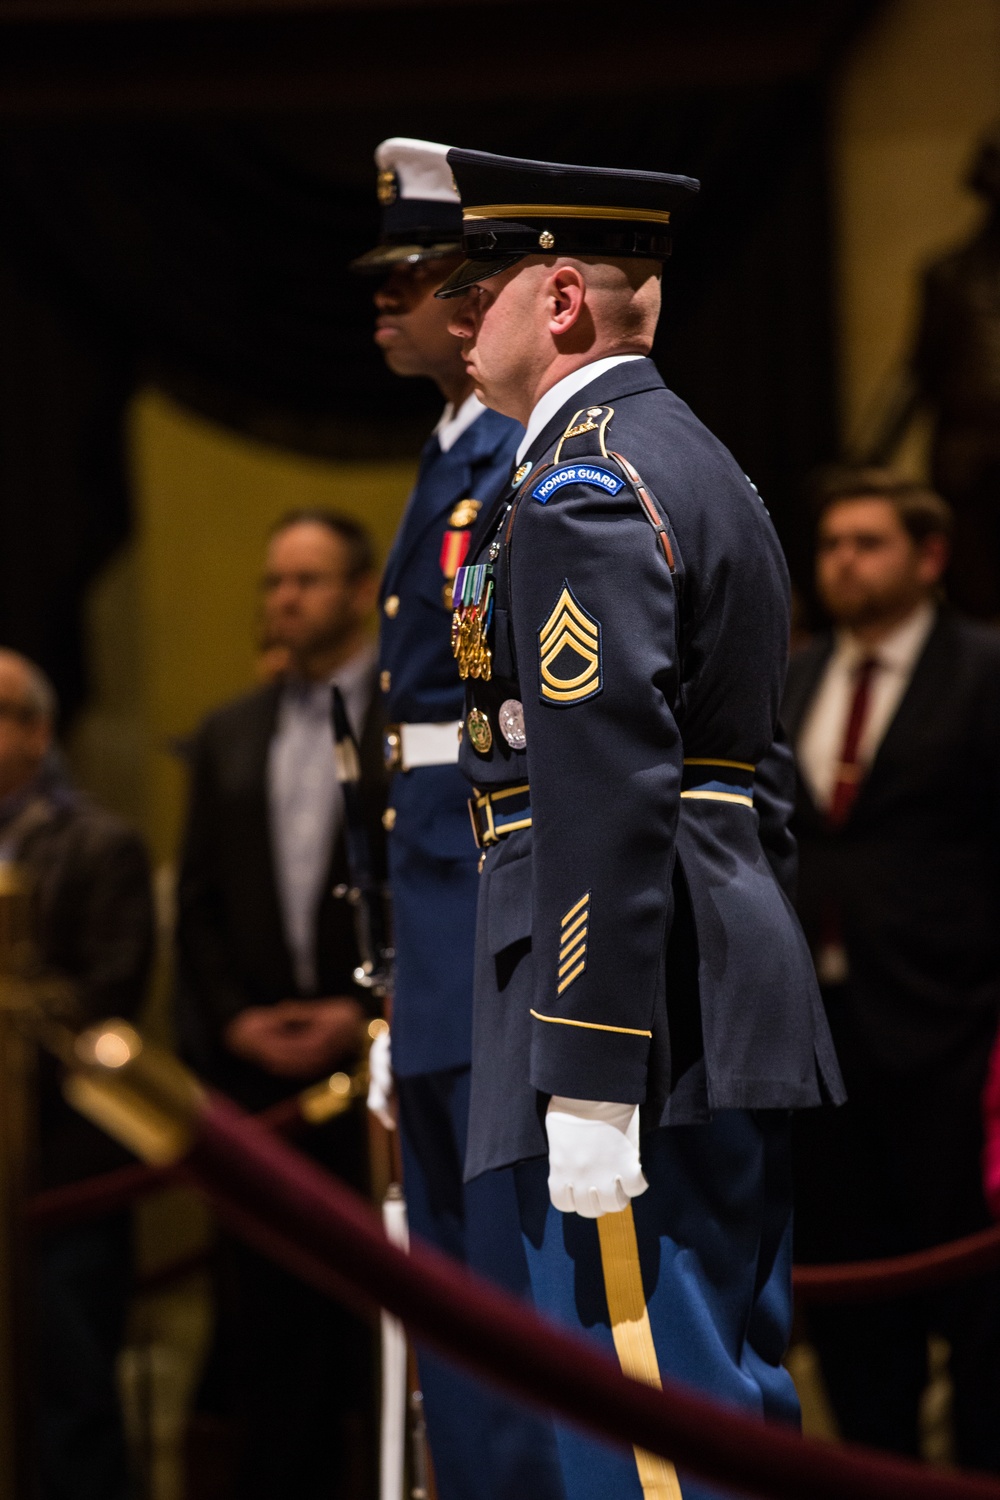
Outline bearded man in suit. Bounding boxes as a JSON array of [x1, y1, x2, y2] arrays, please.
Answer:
[[784, 468, 1000, 1470], [175, 509, 385, 1500]]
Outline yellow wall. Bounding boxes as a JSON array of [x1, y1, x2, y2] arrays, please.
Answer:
[[68, 0, 1000, 860], [833, 0, 1000, 466], [71, 389, 414, 862]]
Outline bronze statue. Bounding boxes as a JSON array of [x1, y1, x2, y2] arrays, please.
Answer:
[[870, 122, 1000, 617]]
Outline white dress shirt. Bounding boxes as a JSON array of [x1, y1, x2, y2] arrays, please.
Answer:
[[268, 641, 376, 994], [796, 600, 936, 812], [515, 355, 644, 464], [433, 391, 487, 453]]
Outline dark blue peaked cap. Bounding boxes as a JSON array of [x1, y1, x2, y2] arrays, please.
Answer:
[[435, 148, 700, 297]]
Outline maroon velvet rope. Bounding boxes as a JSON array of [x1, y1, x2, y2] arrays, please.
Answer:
[[28, 1134, 1000, 1310], [177, 1092, 1000, 1500]]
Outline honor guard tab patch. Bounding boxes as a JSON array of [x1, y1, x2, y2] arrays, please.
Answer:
[[538, 582, 602, 705], [532, 464, 624, 504]]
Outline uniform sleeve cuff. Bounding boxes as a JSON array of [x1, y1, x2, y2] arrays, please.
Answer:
[[529, 1020, 649, 1104]]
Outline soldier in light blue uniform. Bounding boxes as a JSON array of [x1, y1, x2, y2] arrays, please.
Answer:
[[437, 150, 846, 1500], [352, 138, 564, 1500]]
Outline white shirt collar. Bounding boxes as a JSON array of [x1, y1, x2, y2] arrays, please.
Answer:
[[833, 599, 936, 674], [433, 391, 487, 453], [515, 355, 644, 463]]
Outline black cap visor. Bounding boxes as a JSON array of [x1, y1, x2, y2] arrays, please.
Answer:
[[350, 240, 462, 274], [434, 252, 527, 297]]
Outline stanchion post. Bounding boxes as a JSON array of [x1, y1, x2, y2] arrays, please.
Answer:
[[0, 862, 40, 1500]]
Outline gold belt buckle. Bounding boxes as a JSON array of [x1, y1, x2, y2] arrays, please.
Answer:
[[468, 790, 497, 851]]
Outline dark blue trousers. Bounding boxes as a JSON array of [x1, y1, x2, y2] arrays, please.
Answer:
[[397, 1066, 565, 1500], [515, 1112, 798, 1500]]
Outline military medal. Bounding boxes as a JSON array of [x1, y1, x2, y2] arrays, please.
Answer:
[[451, 562, 494, 680], [467, 708, 493, 754], [498, 699, 526, 750]]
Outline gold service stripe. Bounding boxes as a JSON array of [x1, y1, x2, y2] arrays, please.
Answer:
[[558, 946, 586, 980], [556, 962, 587, 995], [597, 1205, 684, 1500], [562, 892, 590, 926], [464, 204, 672, 225], [561, 909, 588, 944]]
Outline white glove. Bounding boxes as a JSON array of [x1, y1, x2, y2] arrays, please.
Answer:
[[545, 1096, 648, 1218], [366, 1027, 395, 1130]]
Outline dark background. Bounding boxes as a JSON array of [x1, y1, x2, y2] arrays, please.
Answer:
[[0, 0, 879, 721]]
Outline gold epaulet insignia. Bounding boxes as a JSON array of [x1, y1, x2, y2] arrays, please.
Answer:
[[538, 582, 601, 705], [557, 892, 590, 994], [554, 404, 615, 462]]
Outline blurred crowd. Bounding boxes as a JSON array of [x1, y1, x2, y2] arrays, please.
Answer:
[[6, 463, 1000, 1496]]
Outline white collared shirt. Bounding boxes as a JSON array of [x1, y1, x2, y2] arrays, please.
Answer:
[[268, 641, 376, 993], [433, 391, 486, 453], [515, 355, 644, 463], [796, 600, 936, 812]]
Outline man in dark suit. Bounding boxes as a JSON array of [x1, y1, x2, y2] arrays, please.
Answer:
[[784, 468, 1000, 1468], [175, 510, 385, 1500], [0, 647, 154, 1500]]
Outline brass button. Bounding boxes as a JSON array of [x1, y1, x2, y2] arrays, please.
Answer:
[[384, 595, 400, 618], [442, 582, 454, 609], [382, 807, 397, 832], [380, 669, 391, 692]]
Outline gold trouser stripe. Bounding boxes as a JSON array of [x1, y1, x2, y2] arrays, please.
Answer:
[[529, 1009, 651, 1037], [597, 1206, 683, 1500], [464, 203, 672, 225], [680, 789, 753, 808]]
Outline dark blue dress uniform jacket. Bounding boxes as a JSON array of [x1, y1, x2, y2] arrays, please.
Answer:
[[380, 405, 521, 1077], [459, 357, 844, 1178]]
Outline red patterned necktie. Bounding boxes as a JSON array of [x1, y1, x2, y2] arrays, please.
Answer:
[[827, 656, 879, 829]]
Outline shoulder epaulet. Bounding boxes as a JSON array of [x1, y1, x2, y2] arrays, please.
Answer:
[[553, 404, 615, 463]]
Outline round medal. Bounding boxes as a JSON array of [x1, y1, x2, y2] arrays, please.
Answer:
[[498, 699, 526, 750], [467, 708, 493, 755]]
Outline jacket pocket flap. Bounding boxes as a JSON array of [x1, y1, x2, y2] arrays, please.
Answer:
[[486, 853, 533, 954]]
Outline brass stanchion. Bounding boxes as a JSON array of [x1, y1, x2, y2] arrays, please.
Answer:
[[0, 862, 39, 1500]]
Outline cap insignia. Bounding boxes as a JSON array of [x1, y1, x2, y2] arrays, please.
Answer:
[[538, 229, 555, 250], [377, 170, 398, 206]]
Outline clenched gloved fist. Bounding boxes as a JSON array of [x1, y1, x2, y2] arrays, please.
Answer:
[[366, 1026, 395, 1131], [545, 1096, 648, 1218]]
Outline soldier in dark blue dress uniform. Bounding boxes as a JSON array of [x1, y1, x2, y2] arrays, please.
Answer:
[[352, 138, 564, 1500], [435, 150, 845, 1500]]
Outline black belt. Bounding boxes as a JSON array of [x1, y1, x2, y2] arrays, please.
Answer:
[[468, 784, 532, 849]]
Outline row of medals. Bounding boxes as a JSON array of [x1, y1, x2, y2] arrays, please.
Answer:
[[451, 558, 525, 755]]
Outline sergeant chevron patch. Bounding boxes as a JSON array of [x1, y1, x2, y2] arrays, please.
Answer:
[[538, 583, 602, 705], [558, 892, 590, 995]]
